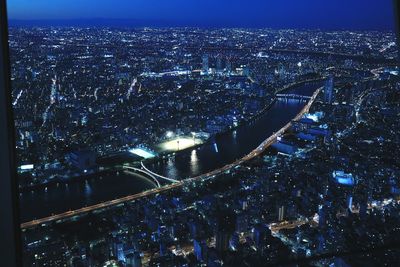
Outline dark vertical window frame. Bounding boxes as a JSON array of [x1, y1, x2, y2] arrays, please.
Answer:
[[395, 0, 400, 60], [0, 0, 22, 266]]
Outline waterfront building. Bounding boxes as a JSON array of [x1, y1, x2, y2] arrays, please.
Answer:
[[272, 141, 298, 155], [67, 150, 97, 170]]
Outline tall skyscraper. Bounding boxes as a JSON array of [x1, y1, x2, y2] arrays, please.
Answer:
[[202, 54, 209, 74], [324, 75, 334, 104], [278, 205, 285, 221]]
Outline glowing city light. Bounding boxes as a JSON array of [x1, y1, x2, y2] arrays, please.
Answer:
[[158, 137, 203, 152], [129, 148, 156, 159], [19, 164, 34, 171]]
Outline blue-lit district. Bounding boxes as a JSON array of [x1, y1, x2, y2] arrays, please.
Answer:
[[9, 26, 400, 266]]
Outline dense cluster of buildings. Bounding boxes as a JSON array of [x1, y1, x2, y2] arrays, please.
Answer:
[[10, 27, 397, 188], [10, 26, 400, 266], [21, 71, 400, 267]]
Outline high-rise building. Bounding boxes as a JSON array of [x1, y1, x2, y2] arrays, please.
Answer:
[[215, 209, 236, 254], [235, 213, 249, 232], [216, 56, 223, 73], [243, 65, 250, 77], [216, 231, 230, 254], [324, 75, 334, 104], [226, 58, 232, 73], [277, 63, 285, 79], [318, 204, 329, 227], [159, 242, 167, 256], [67, 150, 97, 170], [317, 233, 326, 253], [278, 205, 285, 221], [202, 54, 209, 74], [347, 195, 353, 212], [229, 233, 240, 250], [252, 224, 267, 248], [126, 251, 142, 267], [194, 239, 208, 262]]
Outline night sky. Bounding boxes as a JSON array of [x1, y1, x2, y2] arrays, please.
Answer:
[[7, 0, 396, 30]]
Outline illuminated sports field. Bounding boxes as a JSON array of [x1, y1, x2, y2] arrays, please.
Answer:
[[156, 137, 204, 153]]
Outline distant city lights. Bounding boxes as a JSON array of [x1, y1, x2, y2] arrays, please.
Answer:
[[19, 164, 34, 171]]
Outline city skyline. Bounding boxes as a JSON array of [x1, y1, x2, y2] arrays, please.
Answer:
[[7, 0, 396, 30], [7, 1, 400, 266]]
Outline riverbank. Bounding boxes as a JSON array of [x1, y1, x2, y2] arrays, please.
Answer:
[[20, 81, 323, 228], [186, 85, 323, 181], [143, 78, 326, 168], [19, 169, 157, 223]]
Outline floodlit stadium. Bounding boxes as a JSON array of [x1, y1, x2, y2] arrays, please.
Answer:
[[156, 137, 204, 153]]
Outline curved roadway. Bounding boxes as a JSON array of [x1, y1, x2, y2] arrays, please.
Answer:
[[21, 86, 322, 230]]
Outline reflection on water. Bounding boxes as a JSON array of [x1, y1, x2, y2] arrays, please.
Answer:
[[190, 149, 199, 174], [20, 81, 323, 222], [84, 180, 92, 198], [166, 157, 178, 178], [148, 81, 323, 179], [20, 171, 156, 222], [213, 142, 219, 153]]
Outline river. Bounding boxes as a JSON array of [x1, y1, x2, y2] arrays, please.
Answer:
[[19, 171, 156, 222], [19, 80, 324, 222], [146, 80, 323, 179]]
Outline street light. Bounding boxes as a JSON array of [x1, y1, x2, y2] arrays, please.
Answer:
[[166, 131, 174, 139]]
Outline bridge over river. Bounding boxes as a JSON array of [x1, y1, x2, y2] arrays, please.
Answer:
[[20, 80, 324, 229]]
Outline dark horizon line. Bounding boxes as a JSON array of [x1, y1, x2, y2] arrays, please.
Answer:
[[7, 18, 395, 32]]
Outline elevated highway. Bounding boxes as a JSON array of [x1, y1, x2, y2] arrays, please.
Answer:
[[140, 162, 179, 183], [276, 93, 312, 101], [122, 166, 161, 188], [21, 86, 322, 230]]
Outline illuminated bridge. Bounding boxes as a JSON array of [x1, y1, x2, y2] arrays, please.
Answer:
[[122, 163, 180, 186], [276, 93, 312, 101], [20, 86, 323, 230], [140, 162, 180, 183], [122, 166, 161, 188]]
